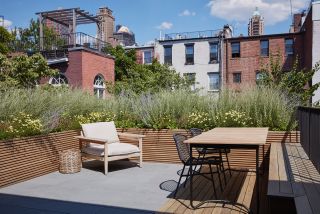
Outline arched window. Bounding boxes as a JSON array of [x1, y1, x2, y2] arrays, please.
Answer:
[[93, 74, 105, 99], [49, 74, 68, 86]]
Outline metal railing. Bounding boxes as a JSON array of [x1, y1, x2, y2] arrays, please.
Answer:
[[41, 32, 108, 51], [161, 29, 221, 41], [297, 106, 320, 172]]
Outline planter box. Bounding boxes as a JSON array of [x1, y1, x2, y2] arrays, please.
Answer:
[[0, 128, 300, 187]]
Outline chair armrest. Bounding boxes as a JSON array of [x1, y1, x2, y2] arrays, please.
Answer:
[[118, 132, 146, 140], [74, 136, 109, 145]]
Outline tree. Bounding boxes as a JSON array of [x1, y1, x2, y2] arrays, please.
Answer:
[[0, 53, 57, 89], [103, 45, 190, 94], [12, 19, 64, 53], [259, 53, 320, 104], [0, 26, 13, 54]]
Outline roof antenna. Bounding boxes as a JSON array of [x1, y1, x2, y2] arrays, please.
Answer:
[[289, 0, 293, 24]]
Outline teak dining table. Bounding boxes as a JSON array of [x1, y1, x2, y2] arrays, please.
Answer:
[[184, 127, 269, 213]]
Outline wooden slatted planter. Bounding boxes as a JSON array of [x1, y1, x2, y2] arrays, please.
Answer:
[[0, 129, 300, 188]]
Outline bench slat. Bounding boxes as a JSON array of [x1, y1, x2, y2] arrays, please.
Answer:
[[278, 144, 294, 195]]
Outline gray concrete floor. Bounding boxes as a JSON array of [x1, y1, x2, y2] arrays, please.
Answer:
[[0, 161, 184, 214]]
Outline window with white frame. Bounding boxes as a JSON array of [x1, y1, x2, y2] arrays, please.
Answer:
[[49, 73, 68, 86], [93, 74, 105, 99], [184, 73, 196, 91], [208, 73, 220, 90], [143, 51, 153, 64]]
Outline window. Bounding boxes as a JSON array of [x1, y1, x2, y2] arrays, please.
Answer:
[[93, 75, 105, 99], [233, 73, 241, 83], [231, 42, 240, 58], [49, 73, 68, 86], [164, 45, 172, 65], [255, 71, 264, 84], [260, 40, 269, 56], [143, 51, 153, 64], [184, 73, 196, 91], [185, 44, 194, 65], [208, 73, 220, 90], [285, 38, 294, 56], [209, 42, 219, 63]]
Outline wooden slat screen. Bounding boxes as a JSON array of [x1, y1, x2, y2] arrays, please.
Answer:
[[0, 129, 300, 187]]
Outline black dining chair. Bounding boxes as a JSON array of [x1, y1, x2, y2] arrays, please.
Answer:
[[172, 133, 223, 198], [190, 128, 232, 181]]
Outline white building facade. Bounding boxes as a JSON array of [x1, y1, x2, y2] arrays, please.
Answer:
[[154, 31, 223, 94], [311, 1, 320, 103]]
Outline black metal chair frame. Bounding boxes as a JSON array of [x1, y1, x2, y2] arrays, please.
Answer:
[[173, 133, 223, 199], [190, 128, 232, 183]]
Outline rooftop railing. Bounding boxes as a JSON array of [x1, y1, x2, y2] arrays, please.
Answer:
[[41, 32, 108, 52], [161, 29, 222, 41]]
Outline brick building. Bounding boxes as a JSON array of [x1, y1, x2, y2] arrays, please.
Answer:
[[37, 8, 115, 98], [223, 32, 304, 89], [44, 48, 115, 98], [223, 1, 320, 102]]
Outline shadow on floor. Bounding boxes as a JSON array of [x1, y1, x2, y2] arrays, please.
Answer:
[[82, 159, 139, 174], [158, 166, 269, 214], [0, 193, 153, 214]]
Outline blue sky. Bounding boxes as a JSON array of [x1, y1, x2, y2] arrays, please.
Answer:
[[1, 0, 310, 45]]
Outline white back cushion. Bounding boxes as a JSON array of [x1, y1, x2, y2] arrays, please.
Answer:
[[81, 121, 120, 144]]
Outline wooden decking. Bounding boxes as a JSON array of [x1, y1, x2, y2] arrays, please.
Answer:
[[158, 167, 268, 214]]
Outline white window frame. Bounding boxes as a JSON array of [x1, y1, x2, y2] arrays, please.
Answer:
[[93, 74, 105, 99], [208, 73, 220, 91], [49, 73, 68, 87], [143, 50, 153, 64]]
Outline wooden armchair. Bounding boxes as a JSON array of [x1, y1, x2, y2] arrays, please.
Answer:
[[75, 122, 145, 175]]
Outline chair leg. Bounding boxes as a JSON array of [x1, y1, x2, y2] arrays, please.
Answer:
[[104, 143, 108, 175], [104, 158, 108, 175], [208, 164, 218, 199], [216, 164, 223, 192], [174, 164, 186, 198], [225, 149, 232, 177], [220, 161, 227, 185]]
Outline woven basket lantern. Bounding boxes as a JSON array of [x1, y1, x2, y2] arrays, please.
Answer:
[[59, 149, 82, 174]]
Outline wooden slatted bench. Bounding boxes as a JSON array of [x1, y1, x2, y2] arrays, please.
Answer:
[[268, 143, 320, 214]]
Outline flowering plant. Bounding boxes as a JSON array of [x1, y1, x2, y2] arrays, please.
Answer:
[[188, 112, 213, 129], [3, 112, 43, 138], [217, 110, 252, 127]]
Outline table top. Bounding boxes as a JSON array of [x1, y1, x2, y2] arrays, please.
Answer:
[[184, 127, 269, 146]]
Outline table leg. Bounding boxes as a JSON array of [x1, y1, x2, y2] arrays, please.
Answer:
[[190, 144, 195, 208], [256, 146, 260, 214]]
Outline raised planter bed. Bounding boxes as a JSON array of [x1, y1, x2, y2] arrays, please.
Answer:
[[0, 128, 300, 187]]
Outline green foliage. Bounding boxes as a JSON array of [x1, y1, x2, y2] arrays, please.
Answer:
[[11, 19, 64, 52], [103, 45, 190, 94], [0, 86, 298, 140], [0, 26, 13, 54], [259, 53, 320, 104], [0, 53, 57, 88]]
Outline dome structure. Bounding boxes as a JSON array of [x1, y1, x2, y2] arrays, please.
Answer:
[[117, 26, 133, 35]]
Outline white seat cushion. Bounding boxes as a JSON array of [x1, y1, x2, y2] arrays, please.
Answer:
[[82, 143, 140, 157], [81, 122, 120, 148]]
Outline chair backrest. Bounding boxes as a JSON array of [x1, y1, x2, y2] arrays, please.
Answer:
[[190, 128, 203, 137], [81, 121, 120, 144], [173, 133, 190, 164]]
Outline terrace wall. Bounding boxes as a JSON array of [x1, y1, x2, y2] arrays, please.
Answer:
[[0, 129, 300, 187]]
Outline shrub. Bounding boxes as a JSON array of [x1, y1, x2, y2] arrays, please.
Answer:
[[0, 86, 299, 140]]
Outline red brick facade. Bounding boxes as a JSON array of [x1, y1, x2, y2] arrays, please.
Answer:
[[223, 33, 304, 89], [46, 48, 115, 94]]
